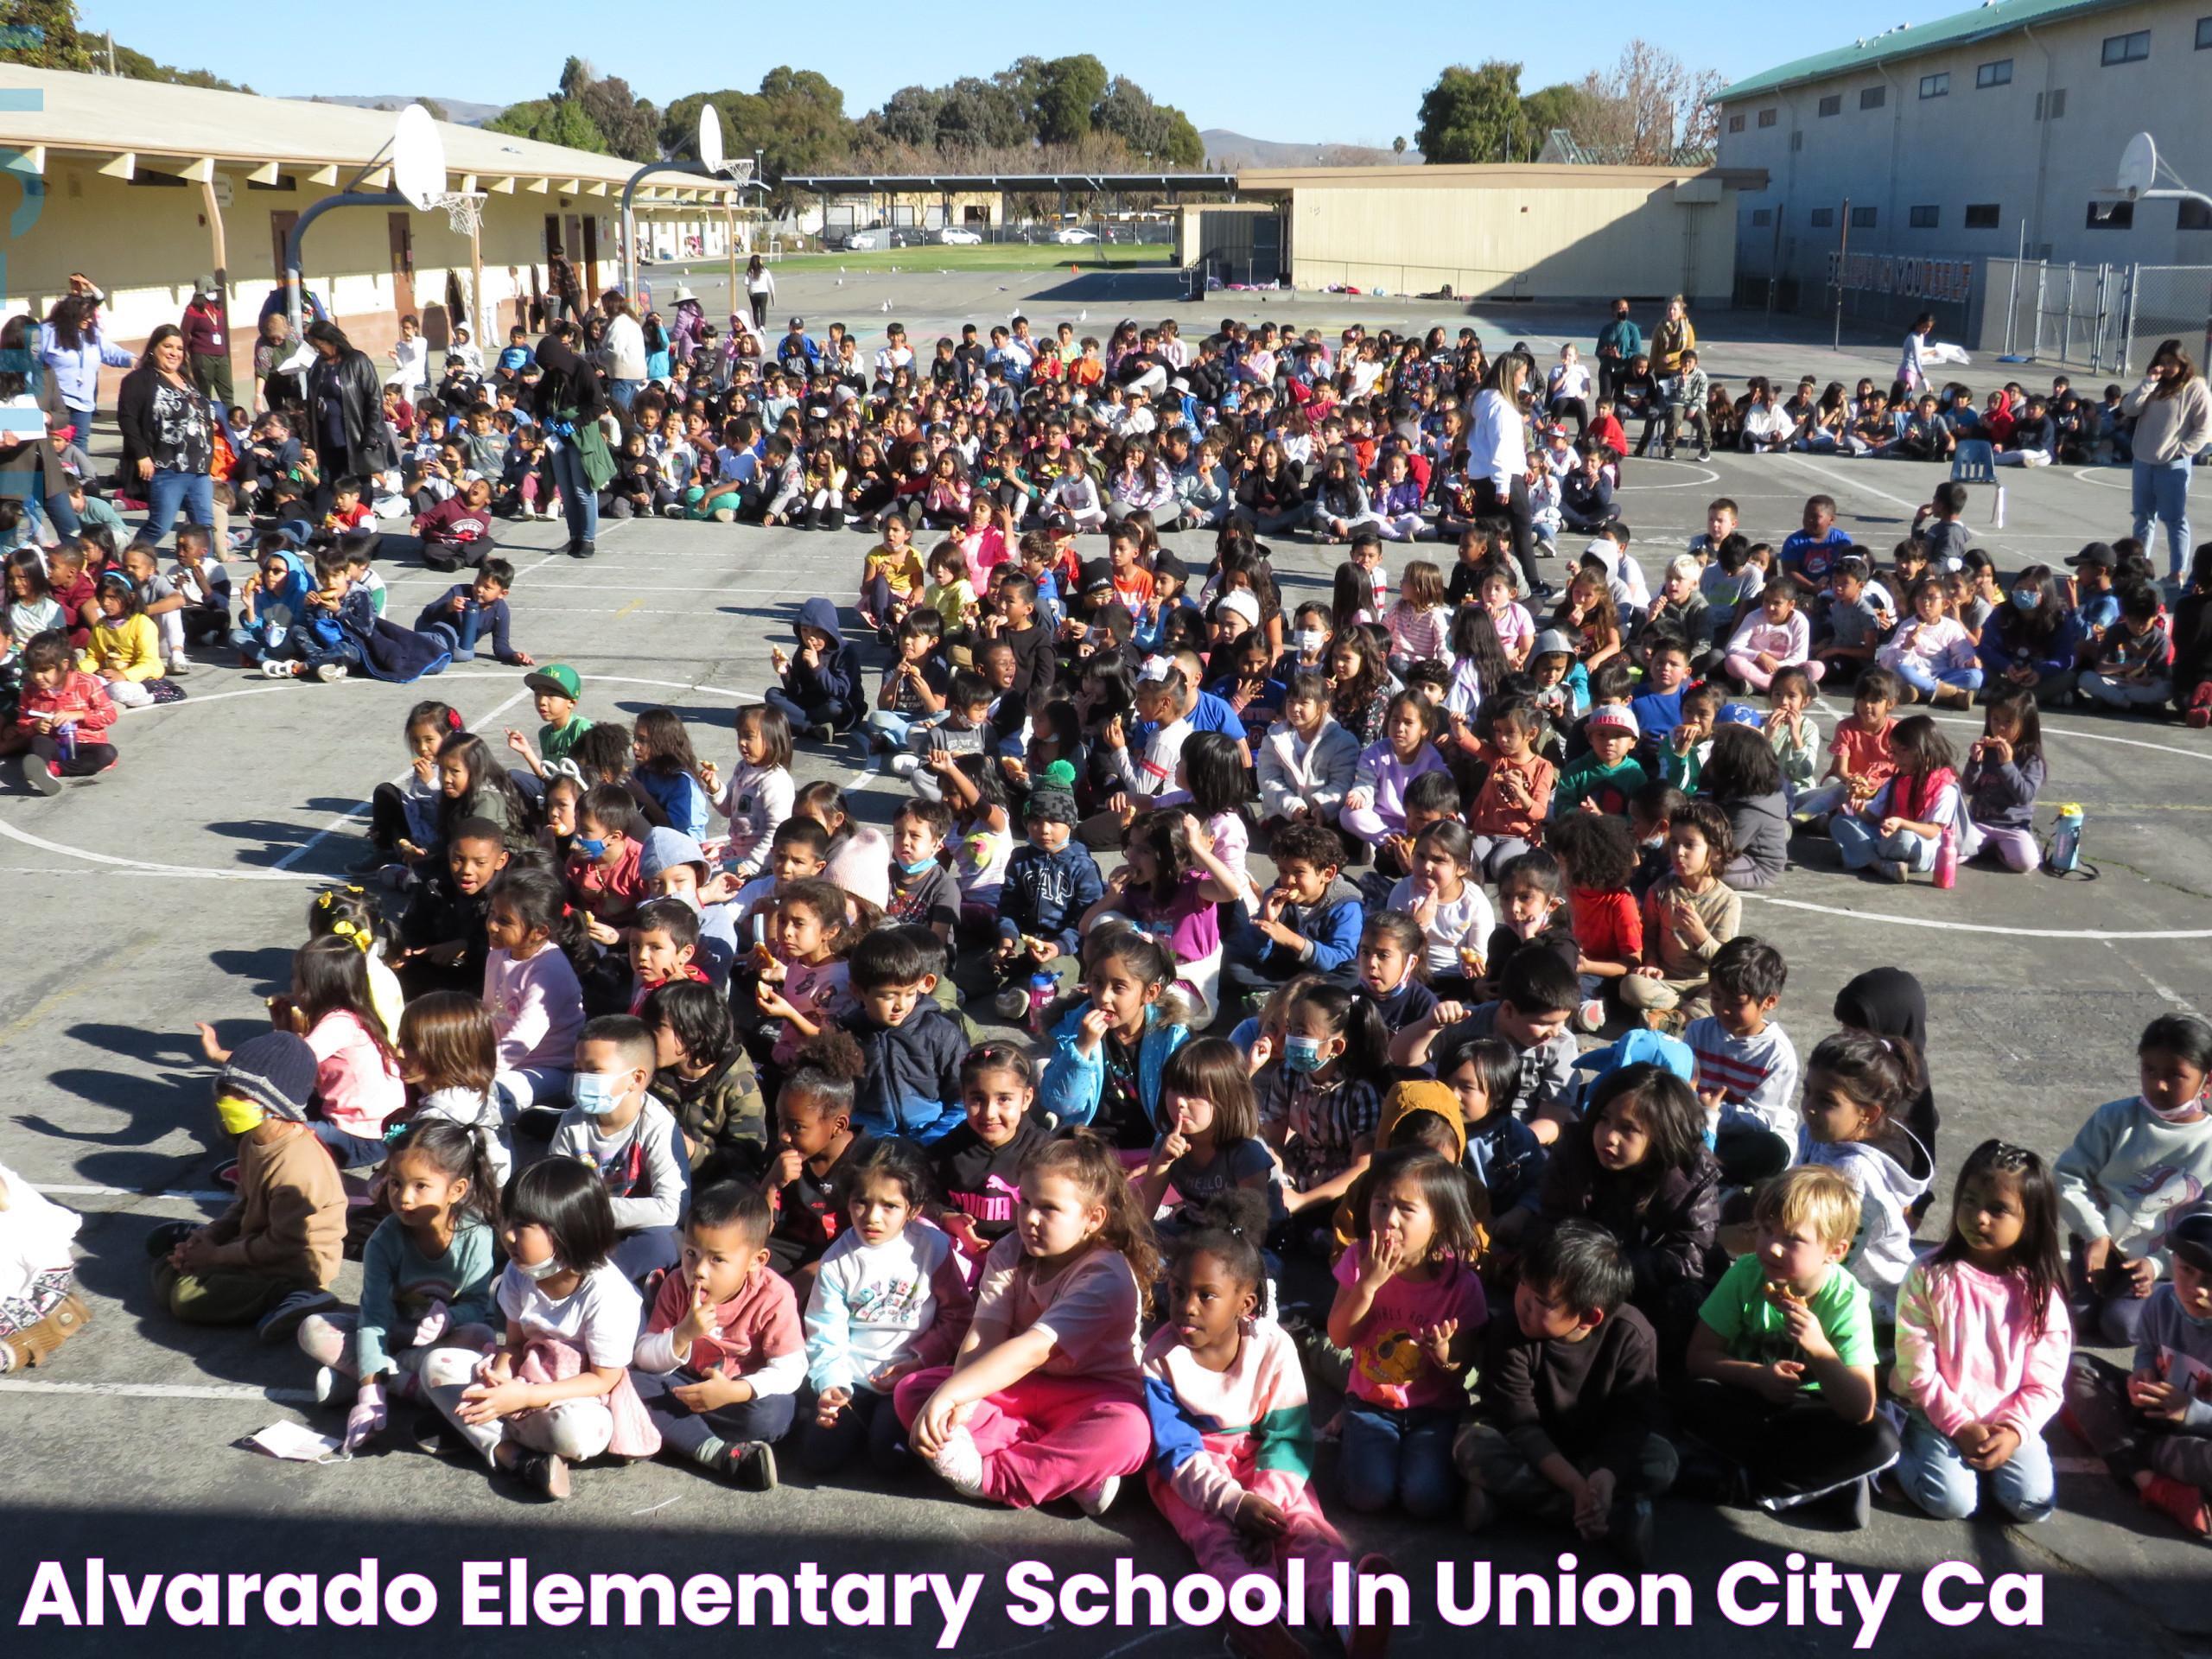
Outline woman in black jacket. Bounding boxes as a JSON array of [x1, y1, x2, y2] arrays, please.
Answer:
[[532, 321, 612, 559], [302, 320, 395, 510], [116, 324, 216, 547]]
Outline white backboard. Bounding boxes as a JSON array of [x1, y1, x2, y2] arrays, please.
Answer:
[[391, 103, 447, 212], [699, 103, 726, 173], [2118, 132, 2158, 200]]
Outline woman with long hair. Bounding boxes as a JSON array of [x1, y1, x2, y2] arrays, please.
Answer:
[[2121, 339, 2212, 580], [744, 254, 775, 331], [37, 292, 131, 450], [1468, 349, 1548, 598], [116, 324, 216, 548]]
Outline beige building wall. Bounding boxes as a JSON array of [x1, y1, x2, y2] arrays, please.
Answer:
[[1277, 177, 1742, 302]]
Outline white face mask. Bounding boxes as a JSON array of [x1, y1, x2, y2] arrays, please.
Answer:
[[2145, 1093, 2209, 1125], [512, 1252, 565, 1281]]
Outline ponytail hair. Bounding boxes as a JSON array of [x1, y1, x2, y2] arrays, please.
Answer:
[[777, 877, 855, 958], [486, 867, 594, 971], [308, 884, 399, 961], [1804, 1030, 1923, 1128], [290, 933, 399, 1072], [1288, 980, 1389, 1084], [1084, 923, 1189, 1028], [1169, 1186, 1269, 1296], [382, 1117, 501, 1230], [1020, 1130, 1160, 1313]]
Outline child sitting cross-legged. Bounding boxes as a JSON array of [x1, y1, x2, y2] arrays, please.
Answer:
[[1453, 1218, 1677, 1561], [1679, 1165, 1900, 1528], [630, 1180, 799, 1492], [842, 925, 967, 1144]]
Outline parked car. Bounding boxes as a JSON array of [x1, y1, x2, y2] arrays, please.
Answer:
[[1049, 227, 1097, 245], [841, 231, 880, 251], [938, 227, 982, 245]]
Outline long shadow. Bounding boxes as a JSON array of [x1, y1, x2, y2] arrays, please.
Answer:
[[209, 945, 300, 997], [200, 817, 344, 867]]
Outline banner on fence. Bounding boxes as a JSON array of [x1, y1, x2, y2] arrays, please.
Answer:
[[1826, 251, 1976, 304]]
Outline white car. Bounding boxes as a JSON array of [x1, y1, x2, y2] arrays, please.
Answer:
[[841, 231, 880, 251], [1050, 228, 1097, 245], [938, 227, 982, 245]]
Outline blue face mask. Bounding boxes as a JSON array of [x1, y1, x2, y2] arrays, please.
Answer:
[[571, 1071, 626, 1118], [898, 855, 938, 876], [2011, 589, 2037, 611], [1283, 1036, 1326, 1075], [575, 836, 607, 861]]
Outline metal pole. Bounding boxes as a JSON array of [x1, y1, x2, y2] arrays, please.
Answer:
[[2031, 261, 2046, 359], [2003, 219, 2024, 356], [1833, 198, 1850, 351], [2120, 262, 2140, 375], [620, 160, 715, 306], [2063, 263, 2075, 362], [1765, 200, 1783, 323], [285, 190, 408, 338]]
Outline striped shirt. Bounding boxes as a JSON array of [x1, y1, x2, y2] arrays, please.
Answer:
[[1685, 1015, 1800, 1141]]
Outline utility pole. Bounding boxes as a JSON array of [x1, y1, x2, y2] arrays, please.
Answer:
[[1834, 197, 1851, 351]]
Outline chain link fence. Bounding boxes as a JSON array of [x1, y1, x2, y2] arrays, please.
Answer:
[[2127, 265, 2212, 369], [1980, 259, 2212, 375]]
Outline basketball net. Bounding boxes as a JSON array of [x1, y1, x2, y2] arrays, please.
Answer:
[[435, 191, 488, 238]]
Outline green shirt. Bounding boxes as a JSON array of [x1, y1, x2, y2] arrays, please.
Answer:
[[1552, 753, 1648, 816], [540, 715, 593, 764], [1698, 1252, 1874, 1389]]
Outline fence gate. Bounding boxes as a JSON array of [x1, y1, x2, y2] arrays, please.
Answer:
[[2026, 263, 2113, 368], [2123, 265, 2212, 377]]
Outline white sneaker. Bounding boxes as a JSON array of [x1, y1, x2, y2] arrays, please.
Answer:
[[312, 661, 347, 683], [1073, 1474, 1120, 1516], [313, 1364, 342, 1404], [929, 1425, 986, 1498], [166, 651, 191, 677], [260, 658, 301, 678]]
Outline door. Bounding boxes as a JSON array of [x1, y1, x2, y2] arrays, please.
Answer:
[[388, 212, 416, 319], [579, 215, 600, 298], [269, 210, 299, 284]]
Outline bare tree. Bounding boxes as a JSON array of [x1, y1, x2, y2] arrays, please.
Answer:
[[1573, 40, 1725, 162]]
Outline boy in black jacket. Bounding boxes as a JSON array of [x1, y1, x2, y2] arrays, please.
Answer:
[[1454, 1220, 1676, 1560], [397, 817, 509, 998], [842, 928, 967, 1144], [766, 595, 865, 740]]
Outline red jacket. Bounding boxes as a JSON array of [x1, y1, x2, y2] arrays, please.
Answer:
[[17, 669, 119, 740], [414, 496, 492, 543], [180, 299, 228, 359]]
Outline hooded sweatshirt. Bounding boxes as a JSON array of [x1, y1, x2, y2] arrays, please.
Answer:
[[2133, 1282, 2212, 1433], [781, 595, 865, 713], [1038, 1001, 1191, 1137], [846, 999, 969, 1143], [1798, 1122, 1934, 1319], [1272, 873, 1367, 976], [2055, 1096, 2212, 1271], [995, 839, 1105, 955]]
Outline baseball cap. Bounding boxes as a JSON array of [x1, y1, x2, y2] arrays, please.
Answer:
[[2171, 1211, 2212, 1272], [1586, 703, 1640, 738], [2065, 542, 2117, 569], [524, 663, 582, 700], [1529, 628, 1577, 660]]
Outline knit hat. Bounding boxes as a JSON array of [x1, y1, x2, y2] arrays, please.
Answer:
[[1214, 588, 1262, 631], [823, 823, 893, 912], [1152, 550, 1186, 586], [638, 827, 708, 884], [1025, 787, 1078, 825], [218, 1033, 316, 1124], [1077, 557, 1114, 596], [1033, 759, 1077, 792]]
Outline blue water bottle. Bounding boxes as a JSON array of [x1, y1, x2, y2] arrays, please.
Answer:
[[2045, 804, 2083, 874], [1026, 970, 1058, 1037]]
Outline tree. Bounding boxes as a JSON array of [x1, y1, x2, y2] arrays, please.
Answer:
[[1392, 135, 1408, 156], [1517, 81, 1593, 160], [558, 55, 594, 103], [1573, 41, 1726, 162], [418, 98, 449, 122], [934, 75, 1028, 152], [1416, 61, 1522, 165], [1032, 54, 1107, 146], [486, 97, 608, 155], [876, 85, 944, 150], [0, 0, 91, 71], [578, 73, 658, 162]]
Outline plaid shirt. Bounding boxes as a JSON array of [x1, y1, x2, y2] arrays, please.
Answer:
[[1256, 1065, 1381, 1192]]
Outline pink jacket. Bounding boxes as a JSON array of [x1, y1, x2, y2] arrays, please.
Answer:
[[1891, 1258, 2070, 1438], [306, 1009, 404, 1136], [483, 944, 586, 1071]]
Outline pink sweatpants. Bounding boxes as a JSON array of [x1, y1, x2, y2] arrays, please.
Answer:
[[894, 1365, 1150, 1509], [1147, 1465, 1347, 1625], [1726, 654, 1827, 691]]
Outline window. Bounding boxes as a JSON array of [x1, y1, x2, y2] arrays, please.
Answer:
[[2181, 198, 2212, 230], [1751, 207, 1774, 226], [1810, 207, 1835, 227], [2101, 29, 2151, 63], [247, 173, 296, 193], [1976, 57, 2012, 86], [1757, 107, 1778, 127], [2199, 15, 2212, 48], [1964, 202, 2001, 228], [1920, 73, 1950, 98], [1727, 112, 1745, 133], [1910, 205, 1940, 227], [2088, 200, 2134, 228], [1851, 206, 1878, 228], [126, 169, 186, 188], [1860, 86, 1887, 109], [2034, 88, 2068, 118], [1818, 93, 1842, 116]]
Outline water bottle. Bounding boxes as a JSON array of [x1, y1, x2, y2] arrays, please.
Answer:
[[1933, 825, 1958, 890], [2046, 804, 2084, 874], [1026, 970, 1058, 1037], [54, 721, 75, 764]]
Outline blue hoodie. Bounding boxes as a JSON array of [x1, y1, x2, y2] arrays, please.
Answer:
[[783, 595, 865, 714], [995, 840, 1105, 955], [1037, 1001, 1190, 1135], [847, 1000, 969, 1143]]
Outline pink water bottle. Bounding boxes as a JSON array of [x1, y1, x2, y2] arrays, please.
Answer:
[[1933, 826, 1958, 890]]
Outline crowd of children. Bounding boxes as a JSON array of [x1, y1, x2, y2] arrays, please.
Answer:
[[8, 313, 2212, 1628]]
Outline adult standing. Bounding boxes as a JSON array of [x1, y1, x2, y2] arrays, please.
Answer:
[[2122, 339, 2212, 581], [117, 324, 216, 547], [1650, 295, 1696, 378], [37, 293, 131, 454], [595, 289, 647, 416], [1468, 351, 1548, 597], [1891, 313, 1936, 407], [180, 277, 234, 410], [545, 244, 582, 327], [744, 254, 775, 332], [302, 321, 397, 509], [1594, 298, 1642, 404], [533, 321, 612, 560]]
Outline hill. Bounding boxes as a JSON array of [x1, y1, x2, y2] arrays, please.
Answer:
[[296, 94, 506, 125], [1199, 128, 1419, 168]]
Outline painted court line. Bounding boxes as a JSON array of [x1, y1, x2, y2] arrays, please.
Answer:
[[35, 1182, 233, 1204], [1744, 891, 2212, 941], [0, 1378, 318, 1405]]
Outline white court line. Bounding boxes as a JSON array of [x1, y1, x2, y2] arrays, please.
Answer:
[[1744, 891, 2212, 940], [0, 1377, 318, 1404], [2069, 467, 2133, 491], [1780, 453, 1927, 514], [34, 1183, 232, 1203], [1614, 463, 1721, 491], [1924, 711, 2212, 764]]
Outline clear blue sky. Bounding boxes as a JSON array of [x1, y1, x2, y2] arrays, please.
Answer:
[[78, 0, 1874, 143]]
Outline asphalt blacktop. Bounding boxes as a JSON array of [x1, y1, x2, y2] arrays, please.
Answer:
[[3, 274, 2209, 1656]]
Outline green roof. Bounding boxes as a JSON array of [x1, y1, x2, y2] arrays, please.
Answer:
[[1714, 0, 2132, 101]]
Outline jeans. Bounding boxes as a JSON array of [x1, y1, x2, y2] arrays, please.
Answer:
[[2133, 457, 2193, 576], [2080, 671, 2173, 709], [608, 378, 643, 416], [1897, 1412, 2054, 1522], [799, 1383, 912, 1477], [1832, 814, 1940, 872], [1338, 1402, 1459, 1520], [632, 1367, 795, 1457], [135, 467, 214, 546], [1891, 658, 1984, 698], [311, 1120, 390, 1168], [608, 1225, 682, 1285], [546, 438, 600, 546]]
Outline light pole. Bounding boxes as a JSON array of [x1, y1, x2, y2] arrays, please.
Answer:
[[284, 104, 444, 338]]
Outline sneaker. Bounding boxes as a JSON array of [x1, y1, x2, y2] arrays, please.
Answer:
[[312, 1364, 350, 1406], [346, 845, 390, 875], [23, 757, 63, 797], [1874, 858, 1910, 884], [256, 1287, 339, 1344], [311, 661, 347, 683], [804, 721, 836, 742], [2142, 1473, 2212, 1536], [716, 1440, 779, 1492], [660, 503, 685, 518], [143, 1219, 198, 1259], [574, 540, 595, 560], [1574, 998, 1607, 1033], [260, 658, 301, 678], [167, 651, 192, 677], [1072, 1473, 1119, 1516], [501, 1447, 571, 1500], [408, 1409, 451, 1457], [1840, 1474, 1872, 1530], [992, 988, 1031, 1020], [1696, 448, 1711, 462], [928, 1424, 986, 1498]]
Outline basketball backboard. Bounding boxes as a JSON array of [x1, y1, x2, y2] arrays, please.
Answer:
[[699, 103, 726, 174], [391, 103, 446, 213], [2117, 132, 2158, 200]]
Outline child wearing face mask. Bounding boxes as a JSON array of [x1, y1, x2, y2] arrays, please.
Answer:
[[550, 1015, 690, 1285]]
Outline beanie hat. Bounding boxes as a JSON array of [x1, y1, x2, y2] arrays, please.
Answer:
[[638, 826, 708, 884], [218, 1033, 317, 1123], [1025, 788, 1078, 826]]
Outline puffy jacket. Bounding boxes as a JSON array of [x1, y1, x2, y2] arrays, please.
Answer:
[[847, 1001, 968, 1143], [1256, 716, 1359, 823], [1037, 1002, 1190, 1134]]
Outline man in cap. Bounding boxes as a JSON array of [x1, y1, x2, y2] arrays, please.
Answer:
[[181, 276, 233, 407]]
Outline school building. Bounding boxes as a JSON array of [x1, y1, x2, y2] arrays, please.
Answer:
[[0, 67, 743, 388], [1713, 0, 2212, 349]]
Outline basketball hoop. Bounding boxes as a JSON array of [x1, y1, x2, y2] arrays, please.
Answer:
[[717, 158, 755, 189], [435, 191, 487, 238]]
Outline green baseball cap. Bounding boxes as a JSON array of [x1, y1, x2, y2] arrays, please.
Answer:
[[524, 664, 581, 700]]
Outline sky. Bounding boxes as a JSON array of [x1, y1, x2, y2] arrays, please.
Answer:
[[73, 0, 1889, 144]]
